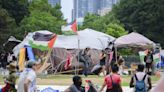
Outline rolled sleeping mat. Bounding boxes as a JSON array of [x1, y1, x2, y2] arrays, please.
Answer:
[[26, 46, 35, 62]]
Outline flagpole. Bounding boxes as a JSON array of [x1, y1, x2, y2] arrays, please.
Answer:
[[76, 20, 80, 75], [77, 31, 80, 76]]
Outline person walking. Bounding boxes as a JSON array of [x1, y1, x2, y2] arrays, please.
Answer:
[[17, 61, 37, 92], [130, 64, 152, 92], [100, 64, 122, 92]]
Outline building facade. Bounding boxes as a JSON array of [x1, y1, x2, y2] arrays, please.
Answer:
[[73, 0, 119, 20], [48, 0, 61, 7]]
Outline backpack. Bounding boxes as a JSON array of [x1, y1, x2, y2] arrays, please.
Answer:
[[146, 56, 152, 63], [107, 75, 122, 92], [134, 74, 147, 92]]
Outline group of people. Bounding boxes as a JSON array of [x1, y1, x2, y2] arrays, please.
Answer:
[[0, 47, 155, 92], [1, 61, 37, 92], [64, 64, 152, 92], [78, 46, 124, 77], [75, 47, 154, 92]]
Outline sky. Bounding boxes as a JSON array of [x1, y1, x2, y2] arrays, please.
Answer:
[[61, 0, 73, 23]]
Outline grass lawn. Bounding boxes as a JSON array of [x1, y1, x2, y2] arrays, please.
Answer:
[[36, 74, 160, 86], [0, 74, 160, 86]]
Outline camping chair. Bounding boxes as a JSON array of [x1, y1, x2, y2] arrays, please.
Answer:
[[130, 63, 138, 75]]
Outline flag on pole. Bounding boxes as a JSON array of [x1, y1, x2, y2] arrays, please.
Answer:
[[71, 20, 77, 33], [61, 20, 77, 35]]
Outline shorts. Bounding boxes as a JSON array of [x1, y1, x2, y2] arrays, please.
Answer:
[[146, 63, 152, 68]]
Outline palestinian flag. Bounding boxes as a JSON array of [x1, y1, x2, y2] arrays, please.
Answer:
[[29, 32, 57, 51], [33, 32, 54, 41], [61, 20, 77, 35]]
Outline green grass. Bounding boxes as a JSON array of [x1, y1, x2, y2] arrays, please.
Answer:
[[0, 74, 160, 86], [37, 74, 160, 86]]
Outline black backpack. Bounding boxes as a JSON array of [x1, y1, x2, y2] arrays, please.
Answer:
[[106, 75, 122, 92]]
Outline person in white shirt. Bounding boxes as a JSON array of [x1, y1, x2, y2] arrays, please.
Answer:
[[17, 61, 37, 92], [130, 64, 152, 92]]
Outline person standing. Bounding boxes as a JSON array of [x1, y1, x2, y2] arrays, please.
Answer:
[[17, 61, 37, 92], [99, 50, 107, 76], [100, 64, 122, 92], [144, 50, 153, 73], [78, 47, 91, 77], [2, 63, 18, 92], [130, 64, 152, 92]]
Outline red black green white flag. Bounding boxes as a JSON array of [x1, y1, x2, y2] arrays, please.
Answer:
[[61, 20, 77, 35]]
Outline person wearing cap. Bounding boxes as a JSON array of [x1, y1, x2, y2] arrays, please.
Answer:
[[17, 61, 37, 92], [2, 63, 18, 92]]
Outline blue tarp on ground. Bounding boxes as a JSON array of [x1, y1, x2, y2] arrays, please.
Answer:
[[41, 87, 59, 92]]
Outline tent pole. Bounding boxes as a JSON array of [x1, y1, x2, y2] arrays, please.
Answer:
[[115, 46, 118, 65]]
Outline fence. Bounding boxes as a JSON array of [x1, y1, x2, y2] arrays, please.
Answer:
[[123, 55, 141, 68]]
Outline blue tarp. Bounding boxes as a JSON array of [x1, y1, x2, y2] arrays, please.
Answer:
[[25, 46, 35, 61], [41, 87, 59, 92]]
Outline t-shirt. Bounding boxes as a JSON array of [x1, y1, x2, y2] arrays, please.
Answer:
[[104, 74, 121, 89], [17, 68, 36, 92], [133, 72, 149, 88]]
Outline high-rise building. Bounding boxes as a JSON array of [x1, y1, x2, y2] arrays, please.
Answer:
[[100, 0, 118, 10], [28, 0, 60, 7], [48, 0, 61, 7], [73, 0, 119, 21]]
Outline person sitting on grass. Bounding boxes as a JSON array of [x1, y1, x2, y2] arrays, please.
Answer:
[[64, 75, 85, 92], [64, 75, 97, 92]]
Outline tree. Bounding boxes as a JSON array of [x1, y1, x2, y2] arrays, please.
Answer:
[[0, 0, 29, 25], [19, 12, 62, 33], [19, 0, 66, 37], [106, 23, 127, 38], [0, 7, 17, 51], [113, 0, 164, 47], [81, 14, 105, 31], [81, 12, 127, 37]]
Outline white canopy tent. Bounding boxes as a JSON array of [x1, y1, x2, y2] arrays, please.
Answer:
[[114, 32, 155, 48], [113, 32, 155, 63], [13, 28, 115, 56]]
